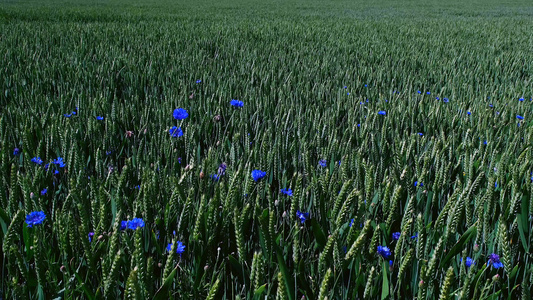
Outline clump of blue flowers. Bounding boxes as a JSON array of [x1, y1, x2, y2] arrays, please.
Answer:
[[173, 108, 189, 120], [127, 218, 145, 230], [280, 188, 293, 196], [230, 99, 244, 108], [167, 241, 186, 256], [487, 253, 503, 269], [218, 163, 227, 176], [296, 210, 309, 224], [251, 169, 266, 182], [392, 232, 401, 241], [31, 157, 44, 165], [377, 245, 391, 259], [53, 156, 66, 168], [319, 160, 327, 167], [26, 211, 46, 228], [461, 257, 475, 268], [169, 126, 183, 138]]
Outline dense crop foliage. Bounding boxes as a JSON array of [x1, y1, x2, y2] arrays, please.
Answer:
[[1, 0, 533, 298]]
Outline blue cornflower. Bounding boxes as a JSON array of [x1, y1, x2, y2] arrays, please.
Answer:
[[230, 99, 244, 108], [418, 133, 423, 136], [127, 218, 145, 230], [414, 181, 418, 187], [417, 91, 421, 94], [467, 111, 471, 115], [443, 98, 449, 103], [25, 211, 46, 228], [173, 108, 189, 120], [484, 140, 487, 145], [349, 218, 355, 227], [392, 232, 401, 240], [178, 157, 182, 164], [134, 185, 140, 190], [495, 182, 498, 188], [357, 124, 361, 127], [487, 253, 503, 269], [378, 110, 386, 115], [210, 174, 220, 181], [72, 110, 76, 115], [54, 170, 59, 175], [106, 150, 113, 156], [377, 245, 391, 259], [64, 114, 72, 118], [13, 148, 20, 156], [251, 169, 266, 182], [426, 92, 430, 95], [364, 84, 368, 87], [31, 157, 44, 165], [169, 126, 183, 138], [167, 241, 186, 255], [519, 98, 524, 102], [281, 188, 293, 196], [343, 86, 347, 89], [347, 92, 350, 95], [489, 104, 493, 107], [96, 116, 104, 120], [218, 163, 227, 176], [436, 97, 440, 100], [88, 232, 95, 242], [40, 188, 47, 195], [120, 221, 127, 230], [411, 233, 418, 240], [389, 260, 393, 266], [296, 210, 309, 224], [319, 160, 327, 167], [196, 79, 202, 83], [517, 115, 524, 120], [53, 157, 66, 168], [461, 257, 475, 268]]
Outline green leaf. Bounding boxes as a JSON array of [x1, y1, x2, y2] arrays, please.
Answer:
[[516, 193, 529, 252], [74, 273, 95, 300], [228, 255, 245, 282], [439, 224, 477, 269], [311, 219, 327, 250], [275, 243, 295, 300], [253, 284, 267, 300], [153, 265, 178, 300], [509, 264, 519, 280], [381, 261, 390, 299]]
